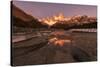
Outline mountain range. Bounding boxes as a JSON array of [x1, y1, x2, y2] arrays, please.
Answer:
[[50, 15, 97, 29], [11, 4, 97, 30]]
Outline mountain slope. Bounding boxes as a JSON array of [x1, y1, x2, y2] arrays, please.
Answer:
[[11, 4, 47, 28]]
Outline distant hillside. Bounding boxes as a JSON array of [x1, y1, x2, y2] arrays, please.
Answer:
[[51, 21, 97, 29]]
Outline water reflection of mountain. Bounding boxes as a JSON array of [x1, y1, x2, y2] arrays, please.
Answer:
[[12, 31, 97, 66]]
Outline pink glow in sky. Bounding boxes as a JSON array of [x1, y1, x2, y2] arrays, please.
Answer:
[[12, 1, 97, 19]]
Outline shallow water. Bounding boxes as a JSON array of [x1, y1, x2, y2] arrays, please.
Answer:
[[12, 31, 97, 66]]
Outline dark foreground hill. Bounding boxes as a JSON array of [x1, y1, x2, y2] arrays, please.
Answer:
[[11, 4, 47, 28]]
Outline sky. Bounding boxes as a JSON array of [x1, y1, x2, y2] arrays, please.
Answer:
[[12, 1, 97, 19]]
